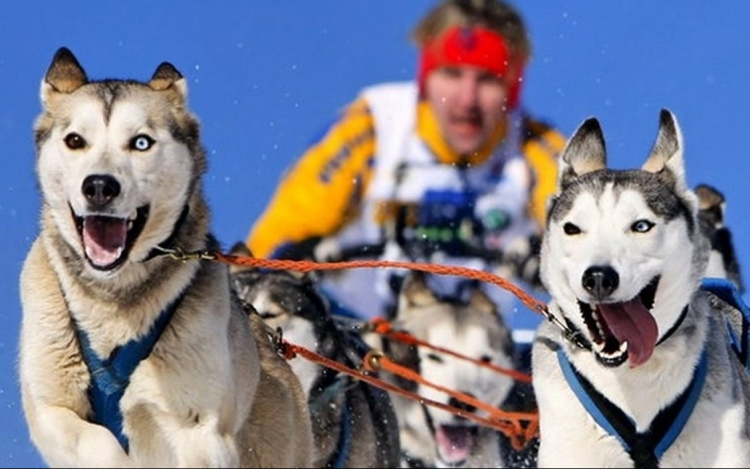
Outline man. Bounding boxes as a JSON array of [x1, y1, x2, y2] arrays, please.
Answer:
[[247, 0, 564, 327]]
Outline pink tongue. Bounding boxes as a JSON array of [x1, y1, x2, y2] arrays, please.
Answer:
[[435, 425, 473, 464], [598, 298, 659, 367], [82, 216, 127, 267]]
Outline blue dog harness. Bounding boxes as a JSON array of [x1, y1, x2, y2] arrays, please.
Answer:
[[557, 346, 707, 468], [556, 277, 750, 468], [701, 276, 750, 371], [76, 293, 182, 452]]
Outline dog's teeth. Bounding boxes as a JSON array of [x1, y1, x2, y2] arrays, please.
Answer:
[[127, 219, 133, 231], [592, 338, 628, 363]]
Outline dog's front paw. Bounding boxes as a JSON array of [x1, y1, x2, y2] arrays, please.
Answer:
[[75, 424, 134, 468], [173, 428, 240, 468]]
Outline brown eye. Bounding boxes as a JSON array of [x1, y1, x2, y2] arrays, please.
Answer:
[[563, 222, 581, 235], [426, 353, 444, 363], [64, 133, 86, 150]]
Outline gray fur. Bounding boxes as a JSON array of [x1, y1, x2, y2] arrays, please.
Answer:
[[532, 109, 750, 467], [228, 241, 402, 469]]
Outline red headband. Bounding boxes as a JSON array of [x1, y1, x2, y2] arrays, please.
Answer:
[[418, 26, 523, 108]]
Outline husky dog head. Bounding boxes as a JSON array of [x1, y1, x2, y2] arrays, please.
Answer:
[[389, 271, 517, 466], [34, 47, 207, 282], [228, 242, 330, 395], [541, 109, 708, 368]]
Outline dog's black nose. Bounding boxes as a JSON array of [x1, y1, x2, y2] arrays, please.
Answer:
[[582, 266, 619, 299], [82, 174, 120, 208]]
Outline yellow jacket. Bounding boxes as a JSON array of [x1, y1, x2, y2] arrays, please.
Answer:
[[248, 81, 565, 260]]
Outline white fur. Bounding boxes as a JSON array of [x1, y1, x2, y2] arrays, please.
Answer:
[[532, 109, 750, 467], [382, 273, 522, 468], [19, 48, 313, 468]]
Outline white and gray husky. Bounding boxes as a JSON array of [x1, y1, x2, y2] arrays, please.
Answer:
[[19, 47, 314, 467], [376, 271, 535, 468], [532, 109, 750, 467]]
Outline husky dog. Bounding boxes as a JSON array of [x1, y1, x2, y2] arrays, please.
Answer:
[[695, 183, 744, 292], [228, 242, 402, 468], [532, 109, 750, 467], [18, 47, 314, 468], [375, 271, 531, 468]]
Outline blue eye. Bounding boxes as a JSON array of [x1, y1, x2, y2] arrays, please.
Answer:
[[632, 219, 655, 233], [131, 134, 155, 151]]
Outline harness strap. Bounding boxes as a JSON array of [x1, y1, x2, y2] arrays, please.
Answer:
[[700, 276, 750, 370], [557, 347, 708, 468], [328, 392, 352, 468], [77, 292, 184, 452]]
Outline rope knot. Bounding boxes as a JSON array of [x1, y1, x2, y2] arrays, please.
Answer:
[[371, 317, 393, 335], [363, 350, 384, 372]]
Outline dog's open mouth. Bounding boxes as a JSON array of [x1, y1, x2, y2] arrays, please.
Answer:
[[73, 205, 149, 271], [435, 424, 477, 466], [578, 276, 660, 367]]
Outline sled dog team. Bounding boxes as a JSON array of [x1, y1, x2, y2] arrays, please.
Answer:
[[19, 47, 750, 468]]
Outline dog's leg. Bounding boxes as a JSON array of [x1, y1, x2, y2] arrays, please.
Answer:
[[22, 400, 133, 467], [166, 416, 240, 468], [20, 242, 134, 467], [238, 313, 315, 468]]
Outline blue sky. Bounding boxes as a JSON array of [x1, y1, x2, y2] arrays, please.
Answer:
[[3, 2, 750, 466]]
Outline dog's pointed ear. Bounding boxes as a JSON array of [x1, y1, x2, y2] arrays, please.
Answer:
[[467, 286, 497, 317], [149, 61, 188, 100], [398, 271, 438, 310], [695, 183, 726, 227], [642, 109, 688, 193], [41, 47, 88, 105], [557, 117, 607, 190], [228, 241, 255, 275]]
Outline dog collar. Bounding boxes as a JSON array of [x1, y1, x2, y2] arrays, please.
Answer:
[[655, 305, 689, 347], [144, 204, 190, 262], [556, 345, 708, 468]]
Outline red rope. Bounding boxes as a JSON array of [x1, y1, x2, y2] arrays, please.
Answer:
[[211, 250, 545, 449], [370, 317, 533, 384], [281, 340, 538, 450], [212, 252, 549, 317]]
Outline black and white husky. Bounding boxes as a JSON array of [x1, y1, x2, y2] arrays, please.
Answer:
[[228, 243, 402, 468], [532, 109, 750, 467]]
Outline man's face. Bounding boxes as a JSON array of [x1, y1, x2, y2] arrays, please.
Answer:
[[425, 65, 509, 156]]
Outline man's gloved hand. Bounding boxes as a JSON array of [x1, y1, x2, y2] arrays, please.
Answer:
[[480, 208, 512, 251], [313, 237, 343, 262]]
